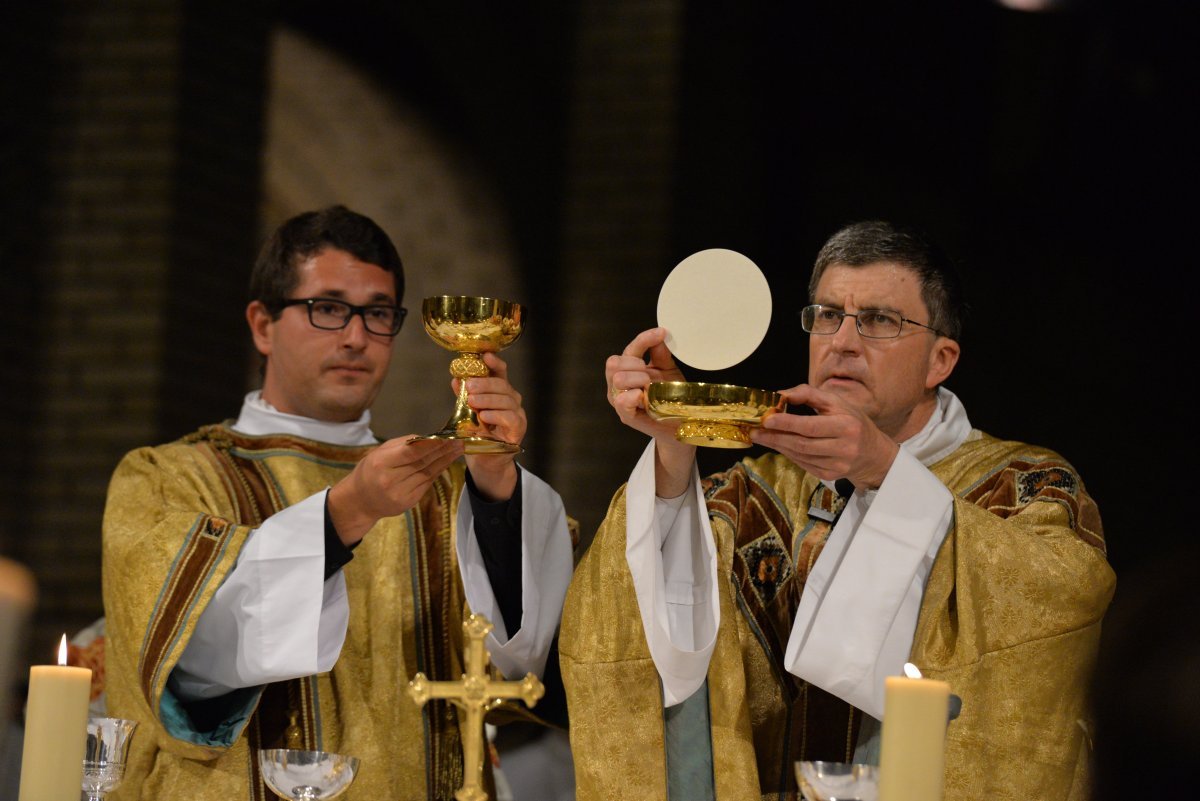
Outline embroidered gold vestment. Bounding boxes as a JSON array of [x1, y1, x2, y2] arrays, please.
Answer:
[[103, 425, 477, 801], [561, 431, 1114, 801]]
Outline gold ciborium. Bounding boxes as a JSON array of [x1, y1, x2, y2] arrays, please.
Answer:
[[646, 381, 786, 448], [417, 296, 524, 454]]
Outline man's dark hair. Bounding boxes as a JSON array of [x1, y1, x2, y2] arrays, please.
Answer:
[[808, 220, 966, 341], [250, 205, 405, 314]]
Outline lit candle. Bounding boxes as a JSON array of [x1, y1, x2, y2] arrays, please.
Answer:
[[18, 634, 92, 801], [878, 662, 951, 801]]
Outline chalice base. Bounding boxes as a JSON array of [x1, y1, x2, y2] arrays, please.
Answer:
[[420, 430, 522, 455], [416, 365, 523, 454], [674, 420, 753, 448]]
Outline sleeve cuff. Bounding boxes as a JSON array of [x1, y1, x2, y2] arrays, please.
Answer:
[[323, 490, 356, 580], [465, 468, 523, 530]]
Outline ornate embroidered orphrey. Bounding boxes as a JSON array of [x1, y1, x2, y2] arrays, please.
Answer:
[[408, 614, 544, 801]]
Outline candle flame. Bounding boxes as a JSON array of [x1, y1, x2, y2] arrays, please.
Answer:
[[57, 634, 68, 666], [903, 662, 922, 679]]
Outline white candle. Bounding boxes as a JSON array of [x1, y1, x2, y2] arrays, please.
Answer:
[[878, 662, 950, 801], [18, 634, 92, 801]]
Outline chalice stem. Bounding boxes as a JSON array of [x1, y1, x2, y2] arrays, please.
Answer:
[[454, 374, 473, 421], [433, 352, 488, 437], [441, 376, 481, 436]]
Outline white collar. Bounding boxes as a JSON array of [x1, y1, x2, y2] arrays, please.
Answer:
[[231, 391, 378, 446], [900, 386, 973, 466]]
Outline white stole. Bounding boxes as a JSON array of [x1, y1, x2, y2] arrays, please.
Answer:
[[170, 392, 571, 700], [626, 387, 971, 715]]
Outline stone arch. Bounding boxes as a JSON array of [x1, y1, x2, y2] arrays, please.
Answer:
[[258, 26, 526, 437]]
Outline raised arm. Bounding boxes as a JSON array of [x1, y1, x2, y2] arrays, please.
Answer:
[[606, 326, 695, 498]]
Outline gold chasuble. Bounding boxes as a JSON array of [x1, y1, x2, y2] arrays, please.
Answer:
[[102, 425, 479, 801], [561, 431, 1114, 801]]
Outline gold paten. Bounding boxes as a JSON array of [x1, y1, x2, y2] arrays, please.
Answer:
[[409, 614, 544, 801], [646, 381, 786, 448], [417, 296, 525, 454]]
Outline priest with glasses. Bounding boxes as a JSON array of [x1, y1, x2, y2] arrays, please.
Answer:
[[563, 220, 1114, 801]]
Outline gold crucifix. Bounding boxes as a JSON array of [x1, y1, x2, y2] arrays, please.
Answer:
[[408, 613, 545, 801]]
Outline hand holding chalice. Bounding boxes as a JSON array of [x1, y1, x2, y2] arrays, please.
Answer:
[[415, 296, 525, 455]]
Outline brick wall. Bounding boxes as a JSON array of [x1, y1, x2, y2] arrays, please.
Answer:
[[11, 1, 184, 665], [0, 0, 687, 670], [259, 28, 527, 447], [548, 0, 684, 540], [1, 1, 267, 668]]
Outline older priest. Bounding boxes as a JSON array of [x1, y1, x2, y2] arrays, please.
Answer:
[[102, 207, 572, 801], [562, 221, 1114, 801]]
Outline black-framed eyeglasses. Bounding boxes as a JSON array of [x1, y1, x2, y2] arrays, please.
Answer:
[[800, 304, 945, 339], [278, 297, 407, 336]]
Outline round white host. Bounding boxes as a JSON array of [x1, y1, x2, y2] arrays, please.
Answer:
[[657, 248, 772, 371]]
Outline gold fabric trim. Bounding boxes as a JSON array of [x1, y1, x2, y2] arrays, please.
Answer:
[[103, 425, 476, 801]]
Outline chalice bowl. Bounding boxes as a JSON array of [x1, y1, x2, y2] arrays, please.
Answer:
[[259, 749, 360, 801], [417, 296, 525, 454], [646, 381, 786, 448], [795, 760, 879, 801], [81, 717, 138, 801]]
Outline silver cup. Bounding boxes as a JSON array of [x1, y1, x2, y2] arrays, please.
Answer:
[[795, 760, 879, 801], [82, 717, 138, 801], [258, 749, 360, 801]]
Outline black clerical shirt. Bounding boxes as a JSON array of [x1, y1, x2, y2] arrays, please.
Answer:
[[322, 470, 524, 638]]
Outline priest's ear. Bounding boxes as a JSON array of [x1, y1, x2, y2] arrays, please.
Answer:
[[246, 300, 276, 357], [924, 336, 960, 389]]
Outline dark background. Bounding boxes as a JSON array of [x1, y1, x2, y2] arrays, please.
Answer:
[[668, 0, 1198, 576], [1, 0, 1196, 658], [277, 0, 1198, 578]]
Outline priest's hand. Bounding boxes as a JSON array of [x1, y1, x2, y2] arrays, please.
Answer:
[[460, 352, 525, 502], [606, 327, 696, 498], [750, 384, 899, 490], [328, 437, 466, 546]]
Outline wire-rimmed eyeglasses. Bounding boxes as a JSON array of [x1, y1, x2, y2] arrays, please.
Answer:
[[800, 304, 945, 339], [278, 297, 407, 336]]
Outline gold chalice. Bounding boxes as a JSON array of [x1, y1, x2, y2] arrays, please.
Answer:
[[646, 381, 786, 448], [417, 296, 525, 454]]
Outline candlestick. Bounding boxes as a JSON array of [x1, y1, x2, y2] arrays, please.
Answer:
[[878, 662, 950, 801], [18, 634, 92, 801]]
